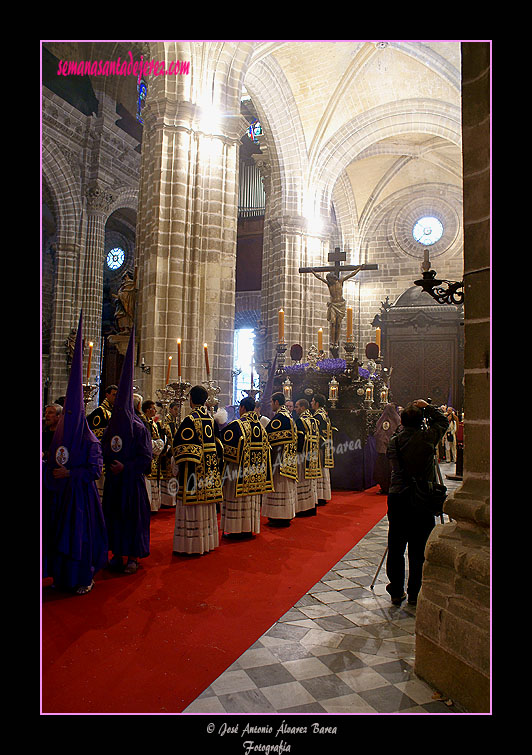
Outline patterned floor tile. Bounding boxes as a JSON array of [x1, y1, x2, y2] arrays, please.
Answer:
[[320, 692, 378, 714], [183, 477, 466, 715], [299, 673, 357, 701], [245, 663, 297, 688], [281, 656, 335, 680], [217, 688, 278, 713], [260, 680, 317, 709], [210, 669, 258, 696]]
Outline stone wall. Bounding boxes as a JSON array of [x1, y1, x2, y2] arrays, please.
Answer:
[[413, 42, 490, 713]]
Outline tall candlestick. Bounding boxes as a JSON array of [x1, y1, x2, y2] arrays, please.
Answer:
[[375, 327, 381, 352], [318, 328, 323, 352], [177, 339, 182, 377], [278, 309, 285, 342], [166, 355, 172, 385], [204, 343, 210, 376], [250, 354, 254, 389], [86, 342, 93, 383], [346, 307, 353, 339]]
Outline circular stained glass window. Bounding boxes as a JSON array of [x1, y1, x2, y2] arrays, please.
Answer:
[[412, 216, 444, 246], [106, 247, 125, 270]]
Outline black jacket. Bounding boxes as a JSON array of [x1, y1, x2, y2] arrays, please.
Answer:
[[386, 406, 449, 494]]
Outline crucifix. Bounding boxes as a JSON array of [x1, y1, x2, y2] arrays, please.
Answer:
[[299, 248, 378, 356]]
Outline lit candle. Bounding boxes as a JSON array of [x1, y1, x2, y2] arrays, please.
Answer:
[[375, 327, 381, 353], [86, 342, 93, 383], [278, 309, 285, 342], [177, 339, 182, 377], [166, 355, 172, 385], [318, 328, 323, 352], [204, 343, 210, 377], [346, 307, 353, 339]]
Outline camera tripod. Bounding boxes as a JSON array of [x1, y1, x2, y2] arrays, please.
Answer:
[[369, 454, 448, 591]]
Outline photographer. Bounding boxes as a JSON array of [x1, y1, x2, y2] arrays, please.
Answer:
[[385, 399, 449, 606]]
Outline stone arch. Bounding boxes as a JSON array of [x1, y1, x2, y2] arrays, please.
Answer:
[[41, 140, 83, 251], [244, 54, 308, 218], [312, 99, 462, 217], [106, 186, 138, 223]]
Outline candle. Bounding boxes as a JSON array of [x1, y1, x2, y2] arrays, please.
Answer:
[[318, 328, 323, 352], [177, 339, 182, 377], [375, 327, 381, 353], [166, 355, 172, 385], [278, 309, 284, 342], [86, 342, 93, 383], [204, 343, 210, 376], [250, 355, 254, 389], [347, 307, 353, 339]]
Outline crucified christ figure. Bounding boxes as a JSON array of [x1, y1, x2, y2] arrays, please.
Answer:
[[310, 266, 364, 347]]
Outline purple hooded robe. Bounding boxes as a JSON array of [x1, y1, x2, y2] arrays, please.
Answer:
[[43, 312, 108, 589], [101, 328, 152, 559], [373, 403, 401, 493]]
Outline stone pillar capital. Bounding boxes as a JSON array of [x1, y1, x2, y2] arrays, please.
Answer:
[[85, 181, 116, 215]]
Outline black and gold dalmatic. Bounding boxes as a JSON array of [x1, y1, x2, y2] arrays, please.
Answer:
[[173, 406, 224, 505], [296, 410, 322, 479], [139, 412, 164, 480], [313, 406, 335, 469], [265, 406, 298, 481], [159, 411, 179, 480], [222, 411, 274, 496], [86, 397, 113, 440]]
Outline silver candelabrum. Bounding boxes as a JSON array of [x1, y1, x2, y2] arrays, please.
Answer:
[[162, 377, 192, 424], [343, 339, 356, 365], [82, 383, 99, 412], [275, 342, 288, 373], [202, 377, 221, 416]]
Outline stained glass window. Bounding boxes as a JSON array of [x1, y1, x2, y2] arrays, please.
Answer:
[[247, 119, 263, 143], [106, 247, 125, 270], [136, 78, 147, 124], [412, 216, 444, 246]]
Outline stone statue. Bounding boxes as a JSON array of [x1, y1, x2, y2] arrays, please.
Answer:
[[112, 269, 137, 333], [310, 266, 364, 347]]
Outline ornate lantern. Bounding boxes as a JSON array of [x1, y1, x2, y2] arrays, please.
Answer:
[[328, 376, 339, 407], [282, 376, 293, 401]]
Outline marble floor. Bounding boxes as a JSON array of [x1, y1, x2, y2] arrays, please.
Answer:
[[184, 464, 465, 715]]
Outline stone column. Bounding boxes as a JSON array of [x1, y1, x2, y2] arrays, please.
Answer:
[[255, 150, 332, 363], [84, 181, 115, 400], [414, 42, 490, 713], [48, 241, 82, 403], [136, 98, 241, 404]]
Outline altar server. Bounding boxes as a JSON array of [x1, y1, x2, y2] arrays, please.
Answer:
[[172, 385, 224, 555], [311, 393, 335, 505], [262, 392, 298, 526], [294, 398, 321, 517], [220, 396, 273, 537]]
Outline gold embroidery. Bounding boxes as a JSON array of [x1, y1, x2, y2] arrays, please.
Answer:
[[180, 427, 195, 441]]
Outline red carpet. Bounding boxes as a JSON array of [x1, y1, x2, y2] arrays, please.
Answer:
[[41, 487, 387, 714]]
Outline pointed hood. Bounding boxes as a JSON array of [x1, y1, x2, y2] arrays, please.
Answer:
[[47, 311, 98, 469], [259, 353, 278, 420], [374, 402, 401, 453], [101, 327, 148, 461]]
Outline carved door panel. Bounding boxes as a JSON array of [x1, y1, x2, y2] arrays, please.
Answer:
[[389, 338, 455, 407]]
